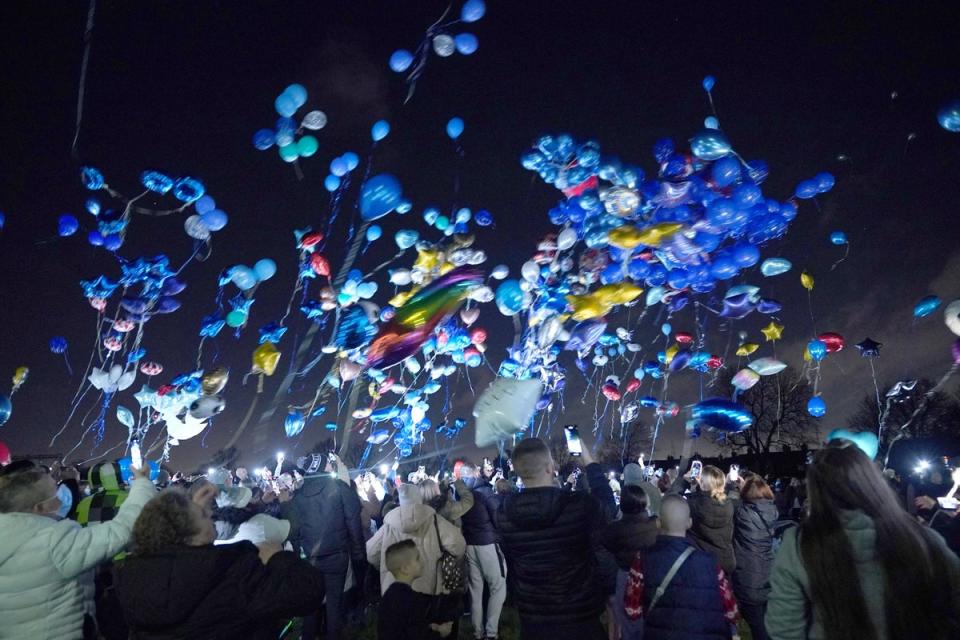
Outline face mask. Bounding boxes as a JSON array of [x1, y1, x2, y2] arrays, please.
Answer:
[[55, 483, 73, 519]]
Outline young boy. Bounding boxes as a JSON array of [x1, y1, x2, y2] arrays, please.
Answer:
[[378, 540, 459, 640]]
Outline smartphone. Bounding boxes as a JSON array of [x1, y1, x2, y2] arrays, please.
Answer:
[[690, 460, 703, 479], [938, 496, 959, 511], [130, 441, 143, 470], [728, 464, 740, 483], [564, 425, 583, 457]]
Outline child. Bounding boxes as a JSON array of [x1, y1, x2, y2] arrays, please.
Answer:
[[378, 540, 459, 640]]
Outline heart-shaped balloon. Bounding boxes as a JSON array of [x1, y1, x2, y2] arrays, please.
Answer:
[[460, 307, 480, 326], [826, 429, 879, 460]]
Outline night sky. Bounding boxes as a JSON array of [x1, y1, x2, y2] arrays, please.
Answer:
[[1, 1, 959, 472]]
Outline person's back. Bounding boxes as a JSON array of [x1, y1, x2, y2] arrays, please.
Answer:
[[377, 540, 458, 640], [291, 471, 363, 559], [496, 438, 610, 640], [601, 485, 659, 570], [624, 495, 736, 640], [687, 466, 736, 575], [75, 462, 129, 526]]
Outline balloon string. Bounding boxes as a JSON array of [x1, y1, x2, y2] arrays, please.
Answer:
[[71, 0, 96, 159], [830, 242, 850, 271], [63, 352, 74, 377], [61, 392, 106, 463], [806, 289, 818, 337], [869, 358, 883, 433]]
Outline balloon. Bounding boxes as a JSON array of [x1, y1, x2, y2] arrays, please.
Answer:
[[432, 34, 455, 57], [189, 395, 225, 419], [938, 101, 960, 132], [461, 0, 486, 22], [475, 210, 493, 226], [390, 49, 414, 73], [690, 398, 753, 433], [278, 144, 299, 163], [473, 377, 541, 447], [736, 343, 759, 357], [490, 264, 509, 280], [800, 271, 814, 291], [230, 266, 258, 291], [0, 441, 10, 465], [446, 117, 465, 140], [0, 393, 10, 426], [760, 321, 784, 342], [200, 209, 228, 231], [702, 75, 715, 92], [360, 174, 403, 221], [49, 336, 68, 354], [807, 396, 827, 417], [139, 362, 162, 376], [226, 310, 247, 328], [58, 214, 79, 237], [455, 33, 478, 55], [711, 156, 740, 187], [296, 135, 319, 158], [794, 180, 818, 199], [274, 92, 297, 117], [495, 280, 525, 316], [252, 342, 280, 376], [760, 257, 791, 277], [826, 429, 879, 460], [371, 120, 390, 142], [88, 231, 104, 246], [253, 128, 275, 150], [807, 340, 828, 361], [12, 367, 28, 391], [366, 225, 382, 243], [395, 229, 419, 250], [690, 129, 732, 161], [116, 405, 134, 429], [302, 110, 327, 130], [251, 259, 276, 282], [855, 338, 882, 358], [945, 300, 960, 337], [557, 227, 577, 250], [520, 260, 539, 283], [732, 368, 760, 391], [748, 357, 787, 376], [830, 231, 847, 245], [914, 295, 941, 318], [324, 175, 340, 192], [285, 410, 306, 438]]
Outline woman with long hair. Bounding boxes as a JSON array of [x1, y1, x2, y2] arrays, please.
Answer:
[[733, 475, 780, 640], [687, 464, 737, 574], [766, 442, 960, 640]]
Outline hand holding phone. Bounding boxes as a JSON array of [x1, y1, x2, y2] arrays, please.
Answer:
[[130, 441, 143, 470], [690, 460, 703, 480], [564, 425, 583, 457]]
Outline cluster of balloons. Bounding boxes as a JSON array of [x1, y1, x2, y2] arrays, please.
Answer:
[[253, 83, 326, 163], [324, 152, 362, 192], [388, 0, 485, 74], [184, 195, 229, 241]]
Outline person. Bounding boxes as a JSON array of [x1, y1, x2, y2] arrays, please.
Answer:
[[367, 483, 466, 596], [459, 462, 507, 640], [623, 462, 663, 517], [114, 487, 324, 639], [75, 461, 131, 526], [419, 477, 475, 528], [377, 540, 461, 640], [624, 495, 739, 640], [687, 465, 736, 575], [732, 475, 778, 640], [765, 442, 960, 640], [496, 438, 615, 640], [289, 452, 366, 640], [0, 460, 154, 639]]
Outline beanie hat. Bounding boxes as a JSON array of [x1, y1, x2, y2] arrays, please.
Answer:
[[622, 463, 644, 487]]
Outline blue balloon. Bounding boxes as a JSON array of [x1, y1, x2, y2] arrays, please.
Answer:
[[253, 128, 275, 150], [324, 175, 341, 192], [49, 336, 68, 354], [938, 100, 960, 132], [690, 129, 732, 161], [230, 266, 258, 291], [0, 392, 9, 426], [815, 172, 835, 193], [360, 174, 402, 221], [807, 339, 828, 361], [274, 117, 296, 146], [87, 230, 104, 247], [461, 0, 486, 22], [253, 258, 277, 281], [200, 209, 228, 231], [58, 214, 79, 237], [733, 183, 762, 208], [446, 117, 465, 140], [140, 171, 174, 194], [455, 33, 478, 55], [371, 120, 390, 142], [807, 396, 827, 417], [794, 179, 818, 199], [710, 256, 738, 280], [285, 410, 306, 437], [690, 398, 753, 433], [711, 156, 741, 188], [330, 157, 348, 177], [81, 166, 105, 190], [389, 49, 414, 73], [366, 225, 382, 242], [284, 83, 308, 108], [760, 257, 791, 277], [702, 75, 716, 92], [274, 92, 297, 117], [913, 295, 941, 318], [395, 229, 419, 249], [732, 243, 760, 268], [195, 195, 216, 214], [172, 177, 204, 203], [0, 212, 6, 229], [704, 116, 720, 130], [343, 152, 360, 171], [103, 234, 123, 251], [829, 231, 847, 245], [495, 280, 525, 316], [474, 209, 493, 226]]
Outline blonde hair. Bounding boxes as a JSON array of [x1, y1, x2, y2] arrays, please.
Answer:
[[698, 465, 727, 503], [418, 478, 441, 503]]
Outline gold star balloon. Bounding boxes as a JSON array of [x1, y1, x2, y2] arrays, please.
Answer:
[[761, 321, 784, 342]]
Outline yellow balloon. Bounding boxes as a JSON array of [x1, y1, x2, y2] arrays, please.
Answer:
[[636, 223, 683, 247], [736, 343, 760, 357], [252, 343, 281, 376], [761, 321, 784, 342], [12, 366, 29, 387], [665, 344, 679, 364], [594, 283, 644, 306], [201, 367, 229, 395], [607, 226, 645, 250], [803, 346, 812, 362], [566, 294, 609, 321], [413, 247, 441, 272], [389, 290, 415, 308], [438, 261, 456, 275], [801, 271, 814, 291]]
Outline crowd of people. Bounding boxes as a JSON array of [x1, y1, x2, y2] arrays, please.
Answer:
[[1, 435, 960, 640]]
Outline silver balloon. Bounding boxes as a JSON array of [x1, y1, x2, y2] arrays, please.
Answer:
[[302, 110, 328, 131], [432, 34, 455, 57], [184, 215, 211, 240], [189, 395, 225, 419]]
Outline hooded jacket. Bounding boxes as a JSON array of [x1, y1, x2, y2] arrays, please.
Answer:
[[765, 509, 960, 640], [0, 477, 153, 640], [732, 497, 779, 605], [366, 502, 466, 595], [288, 474, 364, 569], [459, 478, 498, 545], [687, 490, 736, 574], [75, 462, 129, 526], [601, 512, 659, 570], [496, 475, 608, 626], [114, 541, 324, 640]]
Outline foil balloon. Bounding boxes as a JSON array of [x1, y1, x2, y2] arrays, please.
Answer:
[[946, 300, 960, 337], [732, 368, 761, 391], [735, 343, 759, 357], [720, 293, 756, 319], [0, 440, 10, 465], [0, 393, 11, 426], [826, 429, 879, 460], [800, 271, 814, 291], [201, 367, 229, 395], [855, 338, 882, 358], [817, 332, 844, 353], [12, 367, 29, 393], [690, 129, 733, 161], [473, 377, 542, 447], [760, 321, 784, 342], [252, 343, 281, 376], [116, 405, 135, 429], [690, 398, 753, 433], [807, 396, 827, 417], [367, 430, 391, 445], [748, 357, 787, 376], [285, 410, 306, 437], [807, 340, 828, 361], [189, 395, 225, 419], [760, 257, 792, 277], [913, 295, 941, 318]]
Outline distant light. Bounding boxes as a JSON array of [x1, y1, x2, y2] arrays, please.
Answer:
[[276, 452, 285, 462], [379, 464, 390, 475], [207, 468, 216, 476]]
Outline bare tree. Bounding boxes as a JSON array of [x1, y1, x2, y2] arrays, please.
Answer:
[[713, 366, 818, 461], [597, 421, 650, 467], [847, 379, 960, 454]]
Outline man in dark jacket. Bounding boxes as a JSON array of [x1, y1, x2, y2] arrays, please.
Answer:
[[460, 463, 506, 640], [496, 438, 615, 640], [291, 453, 365, 640], [624, 495, 738, 640]]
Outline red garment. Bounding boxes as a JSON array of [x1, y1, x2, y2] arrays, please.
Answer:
[[623, 553, 739, 624]]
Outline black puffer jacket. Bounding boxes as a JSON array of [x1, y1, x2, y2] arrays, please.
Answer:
[[497, 464, 610, 626], [600, 513, 659, 570], [460, 479, 498, 545], [114, 542, 324, 640], [687, 491, 736, 575], [732, 498, 778, 604], [289, 475, 365, 569]]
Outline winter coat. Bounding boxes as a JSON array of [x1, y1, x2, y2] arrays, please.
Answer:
[[601, 512, 659, 570], [460, 479, 499, 545], [687, 490, 736, 574], [289, 474, 365, 571], [732, 498, 778, 605], [427, 480, 474, 528], [765, 509, 960, 640], [114, 541, 324, 640], [496, 465, 609, 627], [0, 477, 153, 640], [366, 503, 466, 595], [75, 461, 129, 526]]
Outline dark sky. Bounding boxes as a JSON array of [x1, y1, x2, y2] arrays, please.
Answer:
[[1, 1, 959, 472]]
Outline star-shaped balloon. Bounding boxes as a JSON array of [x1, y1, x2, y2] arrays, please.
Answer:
[[259, 322, 288, 344], [134, 384, 157, 409], [200, 313, 226, 338], [120, 259, 154, 286], [80, 276, 120, 299], [228, 294, 255, 315], [719, 293, 757, 319], [855, 338, 882, 358], [761, 321, 784, 342], [300, 300, 325, 320]]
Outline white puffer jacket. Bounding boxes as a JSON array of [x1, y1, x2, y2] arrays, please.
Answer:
[[0, 477, 154, 640]]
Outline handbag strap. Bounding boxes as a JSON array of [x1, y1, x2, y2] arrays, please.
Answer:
[[649, 546, 695, 613], [432, 514, 448, 556]]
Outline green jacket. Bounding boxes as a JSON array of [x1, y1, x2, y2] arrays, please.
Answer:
[[765, 509, 960, 639]]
